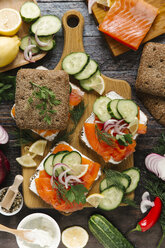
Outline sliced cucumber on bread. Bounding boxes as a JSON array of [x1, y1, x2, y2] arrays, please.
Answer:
[[20, 1, 41, 23], [62, 151, 82, 166], [62, 52, 89, 75], [74, 59, 98, 80], [117, 99, 138, 123], [93, 96, 111, 122], [107, 99, 122, 120], [123, 168, 140, 193], [44, 154, 55, 176], [31, 15, 62, 36]]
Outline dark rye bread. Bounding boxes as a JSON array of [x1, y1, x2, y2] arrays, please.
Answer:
[[138, 93, 165, 126], [15, 69, 70, 130], [136, 42, 165, 98]]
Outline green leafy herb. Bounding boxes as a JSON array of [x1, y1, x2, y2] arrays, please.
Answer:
[[153, 133, 165, 155], [29, 81, 61, 125], [95, 125, 116, 147], [70, 101, 86, 127], [116, 134, 133, 146], [0, 74, 16, 102], [10, 128, 38, 147], [53, 180, 88, 204], [122, 197, 138, 208]]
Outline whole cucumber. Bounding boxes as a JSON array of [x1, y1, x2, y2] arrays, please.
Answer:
[[88, 214, 133, 248]]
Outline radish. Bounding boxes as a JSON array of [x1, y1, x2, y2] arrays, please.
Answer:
[[0, 125, 9, 144], [145, 153, 165, 180], [0, 150, 10, 185]]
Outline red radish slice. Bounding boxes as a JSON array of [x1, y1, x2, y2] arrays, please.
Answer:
[[0, 126, 9, 144], [157, 158, 165, 180], [145, 153, 165, 180]]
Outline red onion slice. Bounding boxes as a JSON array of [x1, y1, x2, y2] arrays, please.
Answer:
[[88, 0, 97, 14], [65, 175, 82, 189], [24, 45, 36, 62], [0, 125, 9, 144], [58, 168, 71, 186], [35, 29, 51, 47], [52, 163, 70, 178]]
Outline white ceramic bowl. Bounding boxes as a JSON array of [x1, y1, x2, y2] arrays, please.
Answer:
[[16, 213, 61, 248], [0, 187, 23, 216]]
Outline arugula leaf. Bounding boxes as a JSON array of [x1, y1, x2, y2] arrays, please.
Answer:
[[95, 125, 116, 147], [70, 101, 86, 126], [0, 73, 16, 102]]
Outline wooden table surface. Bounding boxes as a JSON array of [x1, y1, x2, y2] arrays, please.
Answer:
[[0, 1, 165, 247]]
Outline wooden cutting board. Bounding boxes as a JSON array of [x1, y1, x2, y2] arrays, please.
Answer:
[[0, 0, 46, 73], [91, 0, 165, 56], [22, 10, 134, 209]]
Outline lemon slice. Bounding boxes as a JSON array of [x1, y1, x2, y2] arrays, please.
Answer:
[[16, 154, 37, 167], [62, 226, 89, 248], [128, 117, 139, 135], [29, 140, 47, 156], [90, 75, 105, 95], [0, 8, 22, 36], [97, 0, 114, 7], [86, 193, 104, 208], [70, 164, 89, 178]]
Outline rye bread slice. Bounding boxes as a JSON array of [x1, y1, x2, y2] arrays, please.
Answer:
[[15, 69, 70, 130], [136, 42, 165, 98], [138, 93, 165, 126]]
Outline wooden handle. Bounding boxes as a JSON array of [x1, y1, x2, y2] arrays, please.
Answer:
[[55, 10, 85, 70], [0, 224, 18, 235], [10, 175, 23, 192]]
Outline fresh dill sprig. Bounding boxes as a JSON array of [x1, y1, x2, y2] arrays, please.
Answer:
[[70, 101, 86, 126], [0, 74, 16, 102], [153, 133, 165, 155], [10, 128, 38, 147], [95, 125, 116, 147], [29, 81, 61, 125]]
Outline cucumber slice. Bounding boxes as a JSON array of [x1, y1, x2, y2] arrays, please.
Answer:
[[37, 36, 56, 51], [117, 100, 138, 123], [80, 70, 101, 91], [107, 99, 122, 120], [74, 59, 98, 80], [20, 35, 40, 54], [20, 1, 41, 23], [123, 168, 140, 193], [62, 151, 82, 167], [93, 96, 111, 122], [53, 150, 69, 176], [62, 52, 89, 75], [100, 174, 131, 192], [31, 15, 62, 36], [44, 154, 55, 176], [99, 186, 124, 211]]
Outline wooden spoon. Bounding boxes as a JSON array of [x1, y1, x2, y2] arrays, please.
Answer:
[[0, 224, 34, 242]]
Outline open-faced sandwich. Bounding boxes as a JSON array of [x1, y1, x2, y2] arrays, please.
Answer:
[[81, 91, 147, 164], [30, 142, 101, 213], [11, 68, 84, 141]]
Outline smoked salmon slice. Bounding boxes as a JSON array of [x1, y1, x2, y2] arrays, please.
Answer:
[[99, 0, 159, 50], [35, 143, 101, 213]]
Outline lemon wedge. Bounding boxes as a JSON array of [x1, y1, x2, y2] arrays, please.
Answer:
[[97, 0, 114, 7], [128, 117, 139, 135], [29, 140, 47, 156], [0, 8, 22, 36], [69, 164, 89, 178], [62, 226, 89, 248], [16, 154, 37, 168], [90, 75, 105, 95], [86, 193, 104, 208]]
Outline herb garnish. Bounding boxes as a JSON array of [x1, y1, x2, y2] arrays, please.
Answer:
[[0, 74, 16, 102], [10, 128, 38, 147], [53, 180, 88, 204], [153, 133, 165, 155], [116, 134, 133, 146], [70, 101, 86, 127], [28, 81, 61, 125], [95, 125, 116, 147]]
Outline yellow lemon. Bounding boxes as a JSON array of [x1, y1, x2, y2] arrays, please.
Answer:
[[0, 35, 21, 67], [86, 193, 104, 208], [0, 8, 22, 36]]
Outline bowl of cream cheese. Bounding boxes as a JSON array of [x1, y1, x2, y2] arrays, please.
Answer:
[[16, 213, 61, 248]]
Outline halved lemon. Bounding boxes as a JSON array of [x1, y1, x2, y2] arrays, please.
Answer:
[[62, 226, 89, 248], [128, 117, 139, 136], [90, 75, 105, 95], [70, 164, 89, 178], [16, 154, 37, 167], [0, 8, 22, 36], [96, 0, 113, 7], [29, 140, 47, 156], [86, 193, 104, 208]]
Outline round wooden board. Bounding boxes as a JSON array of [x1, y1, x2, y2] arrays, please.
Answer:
[[0, 0, 46, 73], [22, 10, 134, 209]]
